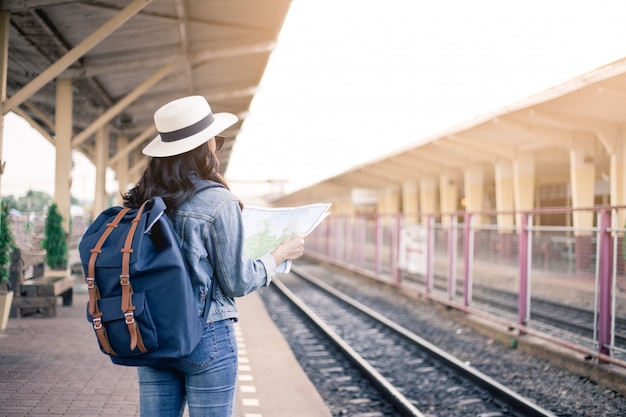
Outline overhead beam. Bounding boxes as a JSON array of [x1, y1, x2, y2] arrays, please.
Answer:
[[108, 124, 156, 165], [494, 115, 576, 148], [432, 139, 498, 163], [72, 62, 177, 147], [4, 0, 154, 114], [1, 0, 70, 11], [63, 41, 278, 78], [191, 41, 276, 66], [518, 108, 621, 154], [447, 133, 517, 160], [174, 0, 193, 95]]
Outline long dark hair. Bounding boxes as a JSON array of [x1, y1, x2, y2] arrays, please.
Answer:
[[123, 142, 238, 214]]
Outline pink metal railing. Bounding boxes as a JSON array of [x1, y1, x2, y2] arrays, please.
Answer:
[[307, 206, 626, 367]]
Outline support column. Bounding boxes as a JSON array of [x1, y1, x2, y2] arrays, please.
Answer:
[[93, 113, 109, 215], [570, 138, 596, 231], [0, 12, 9, 198], [495, 161, 515, 230], [513, 152, 535, 226], [464, 164, 484, 225], [376, 186, 400, 216], [419, 177, 437, 225], [439, 172, 458, 226], [333, 195, 355, 216], [496, 161, 516, 260], [610, 131, 626, 226], [114, 135, 129, 206], [570, 138, 596, 271], [402, 181, 419, 225], [54, 79, 73, 233]]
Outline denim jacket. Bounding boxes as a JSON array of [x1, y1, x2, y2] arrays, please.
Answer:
[[172, 180, 276, 323]]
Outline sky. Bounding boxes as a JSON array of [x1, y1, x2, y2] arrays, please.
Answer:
[[4, 0, 626, 203]]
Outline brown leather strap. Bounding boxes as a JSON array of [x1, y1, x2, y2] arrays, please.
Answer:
[[119, 200, 149, 353], [86, 207, 130, 355]]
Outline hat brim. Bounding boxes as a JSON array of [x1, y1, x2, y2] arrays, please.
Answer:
[[143, 112, 238, 157]]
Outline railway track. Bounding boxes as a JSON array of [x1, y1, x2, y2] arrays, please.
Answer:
[[431, 274, 626, 349], [472, 286, 626, 348], [268, 266, 558, 417]]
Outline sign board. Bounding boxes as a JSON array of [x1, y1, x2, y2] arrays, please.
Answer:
[[398, 225, 428, 275]]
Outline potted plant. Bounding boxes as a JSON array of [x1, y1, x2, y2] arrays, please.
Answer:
[[42, 203, 68, 272], [0, 201, 15, 330]]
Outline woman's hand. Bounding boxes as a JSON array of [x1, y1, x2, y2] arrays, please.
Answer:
[[271, 235, 305, 266]]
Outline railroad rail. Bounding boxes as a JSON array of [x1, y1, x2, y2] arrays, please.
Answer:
[[269, 265, 558, 417]]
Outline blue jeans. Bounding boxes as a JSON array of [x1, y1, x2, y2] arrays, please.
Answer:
[[137, 319, 238, 417]]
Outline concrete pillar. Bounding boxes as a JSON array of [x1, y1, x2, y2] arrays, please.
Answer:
[[93, 114, 109, 215], [0, 12, 9, 198], [439, 172, 458, 226], [377, 186, 400, 225], [570, 139, 595, 234], [464, 164, 485, 226], [54, 79, 73, 234], [419, 177, 437, 224], [114, 135, 129, 205], [402, 181, 419, 225], [570, 138, 596, 271], [495, 161, 515, 230], [610, 132, 626, 228], [513, 152, 535, 228], [333, 196, 355, 216]]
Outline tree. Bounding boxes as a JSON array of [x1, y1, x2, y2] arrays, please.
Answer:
[[18, 190, 53, 214], [0, 201, 15, 286], [42, 203, 68, 269]]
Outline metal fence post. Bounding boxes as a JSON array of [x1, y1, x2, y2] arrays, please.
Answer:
[[426, 215, 434, 294], [518, 212, 530, 327], [448, 214, 457, 301], [463, 213, 473, 307], [597, 209, 613, 359]]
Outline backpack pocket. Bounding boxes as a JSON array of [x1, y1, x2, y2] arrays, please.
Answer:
[[87, 292, 159, 356]]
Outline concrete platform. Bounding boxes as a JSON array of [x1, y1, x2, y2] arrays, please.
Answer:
[[0, 287, 330, 417]]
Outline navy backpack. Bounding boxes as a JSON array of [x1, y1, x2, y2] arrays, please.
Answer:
[[79, 192, 208, 367]]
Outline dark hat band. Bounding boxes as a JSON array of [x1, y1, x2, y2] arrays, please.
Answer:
[[159, 113, 215, 143]]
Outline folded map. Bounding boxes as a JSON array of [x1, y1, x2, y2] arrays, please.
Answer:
[[242, 202, 331, 273]]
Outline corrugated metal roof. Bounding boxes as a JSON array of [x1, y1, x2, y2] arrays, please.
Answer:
[[3, 0, 291, 176]]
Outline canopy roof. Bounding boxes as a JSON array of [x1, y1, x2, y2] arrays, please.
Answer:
[[3, 0, 291, 176], [272, 58, 626, 207]]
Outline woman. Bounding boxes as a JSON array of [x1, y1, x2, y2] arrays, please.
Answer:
[[123, 95, 305, 417]]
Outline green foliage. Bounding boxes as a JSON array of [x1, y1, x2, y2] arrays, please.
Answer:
[[42, 203, 68, 269], [0, 201, 15, 283], [1, 190, 53, 214]]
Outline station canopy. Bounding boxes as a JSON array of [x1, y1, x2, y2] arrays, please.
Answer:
[[3, 0, 291, 176]]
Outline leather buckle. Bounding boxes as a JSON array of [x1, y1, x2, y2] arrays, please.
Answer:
[[120, 275, 130, 285], [124, 312, 135, 325], [93, 317, 102, 330], [86, 277, 95, 289]]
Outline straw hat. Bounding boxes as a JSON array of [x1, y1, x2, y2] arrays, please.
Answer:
[[143, 95, 238, 157]]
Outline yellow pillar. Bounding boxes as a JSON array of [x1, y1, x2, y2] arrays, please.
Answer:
[[570, 139, 595, 234], [0, 12, 9, 198], [611, 132, 626, 228], [402, 181, 419, 224], [419, 177, 437, 224], [495, 161, 515, 231], [464, 164, 484, 225], [93, 114, 109, 214], [334, 195, 355, 216], [513, 152, 535, 227], [377, 186, 400, 224], [114, 135, 129, 206], [439, 172, 458, 226], [54, 79, 73, 233]]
